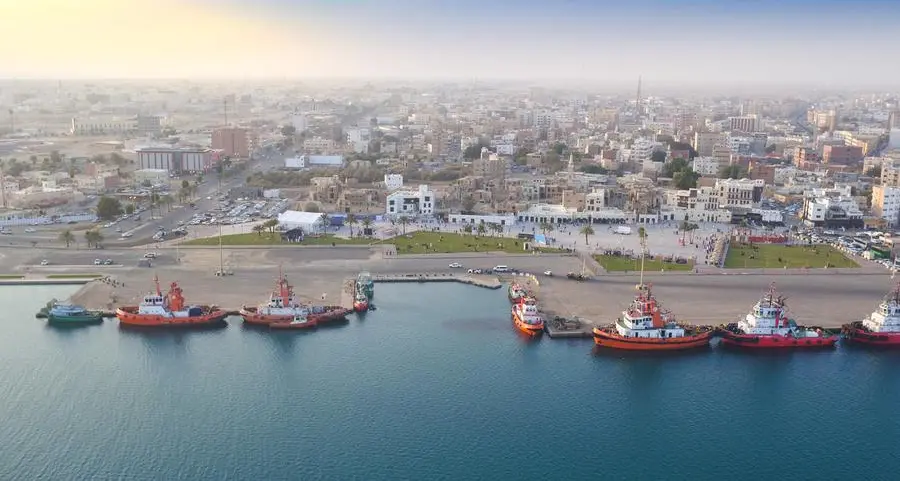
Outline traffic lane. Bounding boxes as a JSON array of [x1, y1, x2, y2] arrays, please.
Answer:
[[370, 256, 583, 275], [263, 248, 374, 264], [24, 250, 146, 267]]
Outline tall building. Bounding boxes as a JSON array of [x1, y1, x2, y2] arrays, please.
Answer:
[[692, 132, 722, 156], [211, 127, 249, 158], [822, 145, 863, 165], [727, 115, 759, 133], [136, 147, 213, 173], [872, 185, 900, 226]]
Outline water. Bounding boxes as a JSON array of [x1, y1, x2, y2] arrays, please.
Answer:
[[1, 283, 899, 481]]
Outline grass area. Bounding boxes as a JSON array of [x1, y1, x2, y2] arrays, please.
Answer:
[[46, 274, 104, 279], [0, 274, 25, 279], [181, 233, 373, 246], [594, 254, 694, 272], [388, 231, 566, 255], [723, 243, 858, 269]]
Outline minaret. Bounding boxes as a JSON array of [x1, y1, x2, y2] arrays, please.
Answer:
[[567, 153, 575, 181]]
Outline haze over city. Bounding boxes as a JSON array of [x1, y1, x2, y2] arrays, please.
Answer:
[[2, 0, 900, 87]]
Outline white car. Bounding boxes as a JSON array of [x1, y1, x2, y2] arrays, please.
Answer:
[[448, 262, 462, 268], [544, 270, 553, 276], [24, 228, 36, 233], [120, 232, 133, 238], [40, 259, 49, 266]]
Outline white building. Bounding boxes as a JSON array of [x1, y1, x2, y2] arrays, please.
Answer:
[[291, 114, 308, 133], [384, 174, 404, 191], [133, 169, 169, 185], [447, 214, 516, 226], [386, 185, 435, 216], [665, 187, 733, 223], [303, 137, 335, 152], [346, 127, 370, 154], [691, 156, 719, 176], [801, 194, 864, 228], [70, 117, 137, 136], [136, 147, 213, 173], [714, 178, 764, 209], [872, 186, 900, 226], [284, 155, 344, 169]]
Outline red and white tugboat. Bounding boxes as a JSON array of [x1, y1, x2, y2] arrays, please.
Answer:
[[508, 282, 528, 303], [592, 284, 712, 351], [842, 283, 900, 346], [721, 283, 837, 349], [512, 296, 544, 335], [240, 271, 349, 329]]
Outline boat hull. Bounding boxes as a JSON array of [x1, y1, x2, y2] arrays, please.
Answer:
[[116, 307, 227, 327], [353, 301, 368, 313], [842, 325, 900, 346], [593, 328, 712, 351], [269, 320, 318, 330], [720, 330, 838, 349], [240, 306, 350, 326], [48, 314, 104, 325], [511, 310, 543, 335]]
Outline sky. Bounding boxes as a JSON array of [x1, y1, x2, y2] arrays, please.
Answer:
[[1, 0, 899, 86]]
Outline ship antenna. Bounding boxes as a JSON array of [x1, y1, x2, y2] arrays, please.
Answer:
[[153, 273, 161, 296], [637, 226, 647, 291]]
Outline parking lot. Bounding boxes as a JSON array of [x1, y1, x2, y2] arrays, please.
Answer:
[[793, 228, 898, 272], [182, 197, 290, 229]]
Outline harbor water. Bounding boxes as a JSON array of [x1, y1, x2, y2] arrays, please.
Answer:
[[1, 283, 899, 480]]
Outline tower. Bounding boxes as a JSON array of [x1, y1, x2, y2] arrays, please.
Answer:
[[567, 152, 575, 182], [635, 76, 642, 117]]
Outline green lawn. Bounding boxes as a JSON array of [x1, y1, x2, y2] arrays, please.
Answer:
[[0, 274, 25, 279], [594, 254, 694, 272], [724, 243, 858, 269], [47, 274, 104, 279], [388, 231, 565, 255], [181, 233, 373, 246]]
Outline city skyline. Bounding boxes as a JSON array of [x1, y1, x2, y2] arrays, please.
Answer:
[[1, 0, 899, 86]]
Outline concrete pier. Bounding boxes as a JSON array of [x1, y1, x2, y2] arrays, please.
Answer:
[[543, 315, 597, 339], [371, 273, 502, 289]]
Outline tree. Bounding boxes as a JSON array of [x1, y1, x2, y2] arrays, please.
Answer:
[[397, 216, 410, 235], [84, 230, 103, 249], [181, 179, 190, 190], [303, 202, 320, 213], [718, 164, 749, 179], [662, 158, 690, 178], [462, 224, 473, 235], [579, 164, 608, 174], [580, 225, 595, 245], [96, 196, 123, 221], [651, 150, 667, 163], [125, 203, 135, 215], [361, 217, 373, 237], [59, 230, 75, 248], [475, 221, 487, 236], [318, 213, 330, 234], [461, 196, 477, 213], [263, 219, 279, 233], [252, 224, 266, 236], [673, 170, 700, 190], [346, 213, 357, 237], [539, 222, 553, 237], [281, 124, 296, 138], [160, 194, 173, 212]]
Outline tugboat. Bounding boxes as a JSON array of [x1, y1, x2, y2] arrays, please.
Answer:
[[240, 271, 350, 328], [357, 271, 374, 298], [721, 283, 837, 349], [592, 283, 712, 350], [508, 282, 528, 303], [842, 283, 900, 346], [512, 296, 544, 335], [116, 276, 227, 327], [353, 291, 370, 313], [47, 303, 104, 325]]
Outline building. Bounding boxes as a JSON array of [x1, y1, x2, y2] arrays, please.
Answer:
[[665, 187, 733, 223], [70, 117, 137, 136], [386, 185, 435, 216], [303, 137, 336, 152], [473, 149, 509, 177], [283, 155, 344, 170], [136, 147, 213, 173], [211, 127, 249, 158], [714, 178, 764, 209], [801, 193, 864, 229], [822, 145, 863, 166], [882, 160, 900, 187], [728, 115, 760, 133], [692, 132, 722, 156], [384, 174, 403, 191], [691, 156, 719, 176], [133, 169, 169, 185], [872, 185, 900, 226], [136, 115, 162, 136]]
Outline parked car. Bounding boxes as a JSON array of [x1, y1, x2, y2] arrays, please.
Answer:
[[104, 259, 113, 265], [40, 259, 50, 266], [544, 270, 553, 276], [94, 259, 102, 265], [144, 253, 158, 259], [448, 262, 462, 268]]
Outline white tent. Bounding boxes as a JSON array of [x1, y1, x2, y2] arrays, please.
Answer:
[[277, 210, 323, 232]]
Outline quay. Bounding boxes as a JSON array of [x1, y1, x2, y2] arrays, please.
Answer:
[[371, 273, 502, 289], [543, 315, 597, 339]]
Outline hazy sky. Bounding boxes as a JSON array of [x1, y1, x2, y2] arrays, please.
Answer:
[[1, 0, 899, 86]]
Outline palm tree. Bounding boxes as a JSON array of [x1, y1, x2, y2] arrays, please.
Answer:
[[160, 194, 173, 213], [397, 216, 410, 235], [462, 224, 473, 235], [475, 222, 487, 237], [263, 219, 279, 233], [252, 224, 266, 236], [346, 213, 358, 237], [539, 222, 553, 237], [84, 230, 103, 249], [680, 219, 690, 244], [580, 225, 595, 246], [361, 217, 373, 237], [318, 213, 330, 234], [59, 230, 75, 248]]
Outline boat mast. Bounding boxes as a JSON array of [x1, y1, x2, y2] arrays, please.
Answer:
[[638, 226, 647, 290]]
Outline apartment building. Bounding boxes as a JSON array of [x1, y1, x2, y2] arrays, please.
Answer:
[[728, 115, 760, 133], [136, 147, 213, 173], [822, 145, 863, 166], [386, 185, 435, 216], [211, 127, 249, 158], [665, 187, 733, 223], [692, 132, 722, 156], [871, 185, 900, 226], [714, 178, 764, 209]]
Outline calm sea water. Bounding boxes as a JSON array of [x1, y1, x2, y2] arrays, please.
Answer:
[[1, 283, 899, 481]]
